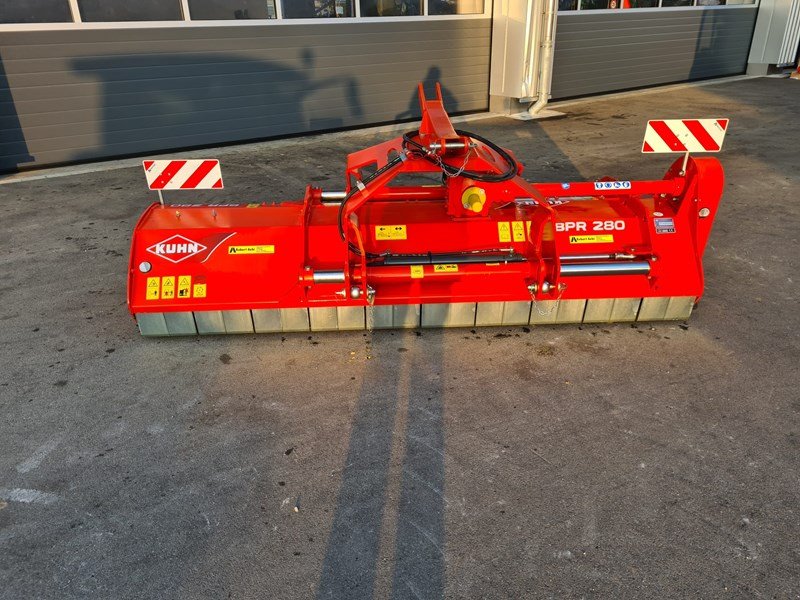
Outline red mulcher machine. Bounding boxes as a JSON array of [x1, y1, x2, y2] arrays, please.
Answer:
[[127, 84, 726, 335]]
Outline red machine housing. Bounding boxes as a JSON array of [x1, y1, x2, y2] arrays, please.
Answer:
[[127, 85, 724, 334]]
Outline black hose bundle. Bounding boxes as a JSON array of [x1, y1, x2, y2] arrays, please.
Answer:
[[338, 129, 519, 254], [401, 129, 518, 183]]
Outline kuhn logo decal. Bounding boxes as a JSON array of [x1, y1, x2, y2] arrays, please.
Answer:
[[147, 235, 207, 263]]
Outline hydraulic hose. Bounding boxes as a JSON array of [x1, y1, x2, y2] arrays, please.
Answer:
[[402, 129, 518, 183], [339, 130, 519, 256], [337, 153, 405, 256]]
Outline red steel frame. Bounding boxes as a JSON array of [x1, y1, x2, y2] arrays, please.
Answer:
[[128, 85, 724, 318]]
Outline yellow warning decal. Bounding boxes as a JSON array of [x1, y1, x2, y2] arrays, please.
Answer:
[[497, 221, 511, 243], [246, 203, 260, 208], [375, 225, 407, 240], [161, 276, 175, 299], [177, 275, 191, 299], [434, 264, 459, 273], [512, 221, 526, 242], [569, 235, 614, 244], [146, 277, 160, 300], [410, 265, 424, 279], [228, 245, 274, 255], [193, 283, 207, 298]]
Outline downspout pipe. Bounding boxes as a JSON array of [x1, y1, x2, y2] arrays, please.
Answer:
[[528, 0, 558, 116]]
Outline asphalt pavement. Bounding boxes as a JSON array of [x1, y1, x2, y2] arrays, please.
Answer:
[[1, 76, 798, 599]]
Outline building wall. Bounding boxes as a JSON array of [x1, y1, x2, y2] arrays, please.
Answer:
[[551, 7, 759, 99], [0, 19, 491, 172]]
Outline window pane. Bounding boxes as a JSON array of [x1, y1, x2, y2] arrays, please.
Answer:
[[661, 0, 693, 5], [624, 0, 658, 7], [559, 0, 579, 10], [0, 0, 72, 23], [359, 0, 421, 16], [429, 0, 484, 14], [696, 0, 726, 4], [580, 0, 614, 9], [282, 0, 355, 17], [189, 0, 276, 19], [78, 0, 183, 21]]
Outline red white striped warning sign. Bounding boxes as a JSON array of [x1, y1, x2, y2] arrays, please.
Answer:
[[142, 159, 223, 190], [642, 119, 729, 153]]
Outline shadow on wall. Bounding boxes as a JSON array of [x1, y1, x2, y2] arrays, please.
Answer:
[[69, 49, 364, 162], [0, 56, 33, 171], [395, 67, 459, 121]]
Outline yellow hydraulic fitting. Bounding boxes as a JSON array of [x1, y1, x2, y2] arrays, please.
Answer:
[[461, 186, 486, 213]]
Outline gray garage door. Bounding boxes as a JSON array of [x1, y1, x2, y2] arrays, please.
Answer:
[[552, 6, 758, 99], [0, 18, 491, 172]]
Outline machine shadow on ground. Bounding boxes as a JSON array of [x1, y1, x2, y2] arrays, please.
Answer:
[[317, 331, 446, 599], [312, 116, 586, 598]]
